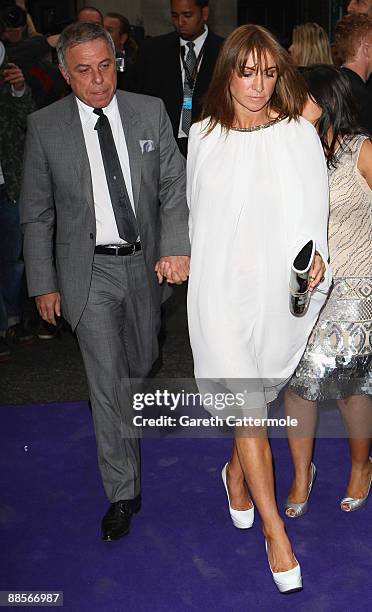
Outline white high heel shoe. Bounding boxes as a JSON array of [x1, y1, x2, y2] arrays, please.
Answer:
[[221, 463, 254, 529], [265, 540, 302, 594]]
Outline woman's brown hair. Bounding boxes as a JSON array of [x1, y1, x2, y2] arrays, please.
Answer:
[[200, 24, 307, 134]]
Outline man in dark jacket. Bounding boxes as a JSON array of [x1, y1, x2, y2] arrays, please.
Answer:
[[347, 0, 372, 95], [0, 44, 35, 359], [0, 5, 68, 109], [335, 12, 372, 134], [129, 0, 223, 157]]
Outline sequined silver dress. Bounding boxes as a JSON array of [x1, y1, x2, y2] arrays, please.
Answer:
[[290, 135, 371, 400]]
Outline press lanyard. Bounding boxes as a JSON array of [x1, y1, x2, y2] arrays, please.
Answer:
[[180, 43, 205, 90]]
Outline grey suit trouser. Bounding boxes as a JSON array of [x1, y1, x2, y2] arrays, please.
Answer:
[[75, 251, 159, 503]]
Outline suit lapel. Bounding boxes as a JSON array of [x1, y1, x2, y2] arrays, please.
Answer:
[[61, 95, 95, 215], [60, 93, 143, 214], [169, 32, 183, 104], [195, 32, 214, 98], [117, 93, 142, 212]]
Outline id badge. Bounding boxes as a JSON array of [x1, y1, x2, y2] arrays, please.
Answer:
[[182, 96, 193, 110]]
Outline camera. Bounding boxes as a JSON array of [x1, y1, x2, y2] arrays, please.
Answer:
[[0, 1, 27, 30], [115, 51, 126, 73]]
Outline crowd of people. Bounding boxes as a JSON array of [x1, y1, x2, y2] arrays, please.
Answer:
[[0, 2, 141, 356], [0, 0, 371, 596]]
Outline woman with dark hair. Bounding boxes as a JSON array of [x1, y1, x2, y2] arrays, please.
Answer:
[[284, 64, 372, 518], [187, 25, 331, 593]]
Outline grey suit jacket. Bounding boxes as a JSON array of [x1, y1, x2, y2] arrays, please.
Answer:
[[20, 90, 190, 330]]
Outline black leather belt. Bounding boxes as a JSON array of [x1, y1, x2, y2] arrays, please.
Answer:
[[94, 243, 141, 256]]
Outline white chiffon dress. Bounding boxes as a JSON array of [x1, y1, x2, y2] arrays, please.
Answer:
[[187, 117, 332, 417]]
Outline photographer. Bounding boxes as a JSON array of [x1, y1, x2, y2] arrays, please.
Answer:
[[0, 40, 35, 360], [104, 12, 138, 90], [0, 1, 68, 108], [1, 0, 38, 41]]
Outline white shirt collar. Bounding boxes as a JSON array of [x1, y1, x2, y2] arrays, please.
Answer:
[[179, 25, 208, 55], [76, 94, 118, 126]]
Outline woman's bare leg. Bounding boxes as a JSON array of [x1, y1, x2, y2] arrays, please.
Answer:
[[235, 428, 297, 573], [225, 439, 253, 510], [337, 395, 372, 508], [284, 388, 318, 516]]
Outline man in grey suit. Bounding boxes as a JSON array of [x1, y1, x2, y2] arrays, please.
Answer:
[[20, 22, 190, 541]]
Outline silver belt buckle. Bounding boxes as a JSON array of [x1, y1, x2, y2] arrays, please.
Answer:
[[130, 243, 137, 255], [113, 245, 120, 256]]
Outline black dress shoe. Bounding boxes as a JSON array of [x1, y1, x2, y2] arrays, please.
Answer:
[[101, 495, 141, 542]]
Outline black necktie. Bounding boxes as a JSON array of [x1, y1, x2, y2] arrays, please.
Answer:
[[93, 108, 138, 244], [181, 41, 196, 135]]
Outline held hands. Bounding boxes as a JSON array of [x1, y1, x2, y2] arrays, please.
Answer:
[[36, 292, 61, 325], [308, 253, 326, 291], [155, 256, 190, 285], [3, 63, 25, 91]]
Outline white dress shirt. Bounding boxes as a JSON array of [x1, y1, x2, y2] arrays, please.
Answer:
[[178, 25, 208, 139], [76, 95, 136, 246]]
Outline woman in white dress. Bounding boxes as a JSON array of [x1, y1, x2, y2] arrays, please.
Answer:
[[187, 25, 331, 593]]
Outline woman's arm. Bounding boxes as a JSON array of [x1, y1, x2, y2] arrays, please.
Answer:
[[280, 119, 331, 291], [357, 138, 372, 189], [26, 13, 39, 37]]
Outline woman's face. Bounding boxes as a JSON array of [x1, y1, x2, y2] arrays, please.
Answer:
[[302, 95, 322, 125], [229, 51, 279, 117]]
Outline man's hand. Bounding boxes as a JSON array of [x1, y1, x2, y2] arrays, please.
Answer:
[[154, 256, 190, 285], [3, 63, 25, 91], [308, 253, 326, 291], [35, 292, 61, 325]]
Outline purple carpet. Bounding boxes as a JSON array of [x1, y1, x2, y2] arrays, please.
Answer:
[[0, 401, 371, 611]]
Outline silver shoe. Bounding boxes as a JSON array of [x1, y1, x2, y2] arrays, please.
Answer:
[[285, 462, 317, 518], [340, 457, 372, 512]]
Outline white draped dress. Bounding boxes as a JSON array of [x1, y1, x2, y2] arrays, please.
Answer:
[[187, 117, 332, 416]]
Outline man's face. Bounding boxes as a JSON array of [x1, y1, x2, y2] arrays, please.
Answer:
[[170, 0, 208, 41], [104, 16, 128, 51], [2, 25, 26, 44], [77, 9, 103, 25], [60, 38, 116, 109], [347, 0, 372, 18]]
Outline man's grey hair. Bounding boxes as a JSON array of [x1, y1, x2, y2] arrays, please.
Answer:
[[56, 22, 115, 72]]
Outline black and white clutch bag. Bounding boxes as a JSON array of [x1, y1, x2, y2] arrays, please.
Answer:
[[289, 240, 315, 317]]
